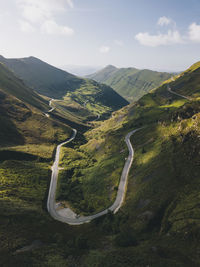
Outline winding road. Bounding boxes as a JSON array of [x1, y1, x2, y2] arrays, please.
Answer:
[[48, 99, 56, 112], [168, 86, 191, 100], [47, 84, 191, 225], [44, 99, 55, 117], [47, 128, 140, 225]]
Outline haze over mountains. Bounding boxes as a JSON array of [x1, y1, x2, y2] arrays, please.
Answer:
[[87, 65, 173, 102], [60, 65, 101, 77]]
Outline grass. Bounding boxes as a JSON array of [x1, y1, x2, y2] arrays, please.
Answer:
[[53, 61, 200, 266], [0, 56, 128, 117], [1, 61, 200, 266], [56, 131, 127, 214], [0, 143, 107, 267], [3, 144, 55, 159], [64, 79, 128, 118], [88, 65, 173, 102]]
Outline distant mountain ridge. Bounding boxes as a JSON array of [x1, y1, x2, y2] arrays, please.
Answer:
[[87, 65, 173, 102], [0, 56, 128, 116], [0, 55, 80, 98]]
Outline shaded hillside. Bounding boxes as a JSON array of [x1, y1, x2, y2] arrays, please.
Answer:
[[87, 65, 172, 102], [0, 63, 72, 147], [0, 56, 128, 115], [0, 63, 48, 110], [0, 55, 78, 97]]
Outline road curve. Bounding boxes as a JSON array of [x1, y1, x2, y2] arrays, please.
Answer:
[[44, 99, 56, 117], [47, 128, 140, 225], [48, 99, 56, 113], [168, 86, 191, 100]]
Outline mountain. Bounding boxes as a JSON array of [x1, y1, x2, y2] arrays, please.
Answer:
[[1, 56, 200, 266], [0, 63, 72, 147], [0, 56, 128, 116], [0, 62, 47, 110], [56, 61, 200, 265], [87, 65, 173, 102], [0, 55, 78, 98], [87, 65, 119, 81]]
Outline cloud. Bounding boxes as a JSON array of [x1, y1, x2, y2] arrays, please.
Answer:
[[158, 16, 172, 26], [66, 0, 74, 8], [135, 30, 183, 47], [41, 20, 74, 35], [135, 16, 184, 47], [99, 46, 110, 53], [188, 22, 200, 42], [114, 40, 124, 46], [19, 19, 35, 33], [16, 0, 74, 35]]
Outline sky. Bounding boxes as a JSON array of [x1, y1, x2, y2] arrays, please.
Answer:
[[1, 0, 200, 71]]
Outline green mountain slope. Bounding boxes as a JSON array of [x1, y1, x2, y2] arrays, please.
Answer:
[[0, 63, 72, 147], [1, 61, 200, 267], [87, 65, 173, 102], [87, 64, 119, 81], [57, 61, 200, 266], [0, 55, 78, 97], [0, 63, 48, 110], [0, 56, 128, 116]]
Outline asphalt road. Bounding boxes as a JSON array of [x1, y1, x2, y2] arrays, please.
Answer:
[[48, 99, 56, 112], [47, 128, 140, 225], [47, 83, 190, 225], [168, 86, 190, 100], [44, 99, 55, 117]]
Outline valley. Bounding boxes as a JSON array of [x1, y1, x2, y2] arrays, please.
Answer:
[[0, 57, 200, 267], [2, 1, 200, 266]]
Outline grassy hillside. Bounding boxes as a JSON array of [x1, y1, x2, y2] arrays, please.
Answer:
[[87, 65, 173, 102], [0, 55, 78, 97], [0, 63, 48, 110], [0, 63, 72, 147], [87, 65, 119, 81], [0, 56, 128, 117], [1, 61, 200, 267], [55, 61, 200, 266]]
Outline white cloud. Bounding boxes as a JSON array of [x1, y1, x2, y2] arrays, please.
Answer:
[[114, 40, 124, 46], [135, 30, 183, 47], [19, 19, 35, 33], [16, 0, 74, 35], [188, 22, 200, 42], [66, 0, 74, 8], [99, 46, 110, 53], [41, 20, 74, 36], [158, 16, 172, 26], [135, 16, 184, 47]]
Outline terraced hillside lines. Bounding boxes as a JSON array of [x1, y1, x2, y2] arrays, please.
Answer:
[[87, 65, 173, 102], [47, 129, 139, 225]]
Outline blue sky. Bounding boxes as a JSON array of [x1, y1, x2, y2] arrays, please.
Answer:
[[1, 0, 200, 71]]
